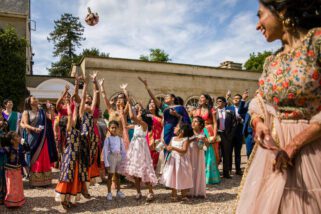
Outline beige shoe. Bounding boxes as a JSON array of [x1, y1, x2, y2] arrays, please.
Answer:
[[146, 193, 154, 202]]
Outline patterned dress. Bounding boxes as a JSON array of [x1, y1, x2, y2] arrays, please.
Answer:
[[81, 112, 99, 180], [55, 128, 89, 203], [237, 28, 321, 213]]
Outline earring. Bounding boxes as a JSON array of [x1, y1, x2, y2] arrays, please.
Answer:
[[283, 17, 295, 28]]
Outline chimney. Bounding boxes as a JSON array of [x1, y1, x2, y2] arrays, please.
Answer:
[[219, 61, 242, 70]]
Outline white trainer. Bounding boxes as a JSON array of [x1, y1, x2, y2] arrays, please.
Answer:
[[106, 192, 113, 201], [116, 191, 126, 199]]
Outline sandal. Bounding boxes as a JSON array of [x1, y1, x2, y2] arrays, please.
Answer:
[[181, 196, 190, 202], [171, 196, 178, 202], [81, 191, 91, 199], [135, 193, 142, 200], [146, 193, 154, 202], [61, 201, 70, 210]]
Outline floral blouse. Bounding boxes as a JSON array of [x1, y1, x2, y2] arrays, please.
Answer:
[[258, 28, 321, 120]]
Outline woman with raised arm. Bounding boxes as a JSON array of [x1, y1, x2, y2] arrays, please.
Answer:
[[79, 73, 101, 185], [237, 0, 321, 213], [55, 98, 89, 209], [146, 100, 162, 170], [99, 79, 130, 149], [20, 95, 58, 187], [121, 84, 157, 202], [55, 76, 80, 168], [138, 77, 190, 147]]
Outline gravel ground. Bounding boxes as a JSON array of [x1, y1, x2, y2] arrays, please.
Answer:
[[0, 151, 247, 214]]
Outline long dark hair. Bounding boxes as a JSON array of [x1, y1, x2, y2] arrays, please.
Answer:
[[193, 116, 205, 130], [259, 0, 321, 30], [141, 109, 153, 132], [199, 93, 213, 110], [146, 99, 160, 117], [24, 95, 33, 111]]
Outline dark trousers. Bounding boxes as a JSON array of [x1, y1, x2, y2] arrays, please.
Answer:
[[230, 124, 243, 172], [245, 133, 254, 158], [219, 131, 232, 176]]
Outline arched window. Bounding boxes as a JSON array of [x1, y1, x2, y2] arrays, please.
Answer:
[[185, 96, 199, 108]]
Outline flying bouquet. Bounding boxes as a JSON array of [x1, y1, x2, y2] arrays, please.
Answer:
[[85, 7, 99, 26]]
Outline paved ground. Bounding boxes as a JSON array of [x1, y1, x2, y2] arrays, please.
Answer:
[[0, 149, 247, 214]]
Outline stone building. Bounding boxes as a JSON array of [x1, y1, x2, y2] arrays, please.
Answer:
[[27, 57, 261, 111], [0, 0, 32, 74], [71, 57, 261, 110]]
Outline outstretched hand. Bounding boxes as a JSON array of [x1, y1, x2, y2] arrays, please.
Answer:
[[120, 83, 128, 90], [90, 71, 98, 81], [98, 78, 104, 88], [65, 84, 70, 92]]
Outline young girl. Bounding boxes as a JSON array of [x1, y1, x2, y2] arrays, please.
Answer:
[[160, 123, 193, 201], [2, 131, 27, 207], [55, 100, 90, 209], [103, 120, 126, 201], [121, 85, 158, 201], [188, 116, 208, 198]]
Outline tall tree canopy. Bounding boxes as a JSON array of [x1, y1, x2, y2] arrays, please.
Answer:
[[139, 48, 171, 62], [47, 13, 85, 76], [244, 51, 272, 71], [0, 27, 28, 110]]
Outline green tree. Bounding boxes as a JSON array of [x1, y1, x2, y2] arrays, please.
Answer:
[[74, 48, 110, 63], [0, 27, 28, 110], [139, 48, 171, 62], [244, 51, 272, 71], [47, 13, 85, 76]]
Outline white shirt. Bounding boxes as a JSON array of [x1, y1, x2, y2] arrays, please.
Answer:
[[218, 108, 226, 131], [103, 136, 126, 167]]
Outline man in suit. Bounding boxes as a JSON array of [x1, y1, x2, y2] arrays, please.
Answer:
[[238, 92, 254, 158], [216, 96, 236, 178], [226, 94, 244, 175]]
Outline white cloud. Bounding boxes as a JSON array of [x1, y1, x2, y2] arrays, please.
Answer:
[[30, 0, 281, 74]]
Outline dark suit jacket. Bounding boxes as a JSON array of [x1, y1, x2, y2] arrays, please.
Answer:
[[238, 100, 253, 136], [216, 108, 237, 141]]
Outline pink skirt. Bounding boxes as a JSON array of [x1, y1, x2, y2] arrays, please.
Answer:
[[188, 142, 206, 197], [5, 167, 25, 207], [160, 152, 193, 190]]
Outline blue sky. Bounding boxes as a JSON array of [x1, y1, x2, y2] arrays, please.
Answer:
[[31, 0, 280, 75]]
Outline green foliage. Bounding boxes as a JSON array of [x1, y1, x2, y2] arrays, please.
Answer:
[[0, 27, 28, 110], [74, 48, 110, 64], [47, 13, 85, 76], [139, 48, 171, 62], [244, 51, 272, 71]]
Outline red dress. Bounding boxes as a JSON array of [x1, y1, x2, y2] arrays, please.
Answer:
[[146, 116, 162, 170]]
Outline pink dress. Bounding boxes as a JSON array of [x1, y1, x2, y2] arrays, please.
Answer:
[[122, 125, 158, 185], [160, 137, 193, 190], [188, 136, 206, 197], [237, 28, 321, 213]]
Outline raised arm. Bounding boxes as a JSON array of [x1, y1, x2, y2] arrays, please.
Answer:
[[73, 73, 81, 104], [99, 78, 112, 112], [56, 84, 70, 111], [91, 72, 100, 107], [121, 83, 148, 131], [90, 72, 100, 113], [66, 103, 72, 132], [138, 77, 162, 108], [79, 77, 88, 118]]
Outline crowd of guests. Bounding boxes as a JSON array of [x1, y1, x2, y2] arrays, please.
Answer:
[[0, 72, 253, 209], [1, 1, 320, 212]]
